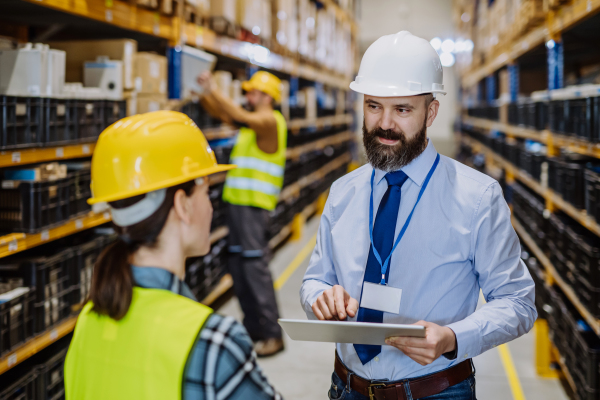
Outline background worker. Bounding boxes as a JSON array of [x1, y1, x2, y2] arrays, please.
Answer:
[[197, 70, 286, 357], [65, 111, 282, 400], [300, 31, 537, 400]]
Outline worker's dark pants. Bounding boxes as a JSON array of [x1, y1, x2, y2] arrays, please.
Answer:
[[226, 203, 282, 341]]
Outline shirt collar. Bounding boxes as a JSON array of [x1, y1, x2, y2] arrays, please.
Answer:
[[373, 139, 438, 187], [131, 265, 197, 301]]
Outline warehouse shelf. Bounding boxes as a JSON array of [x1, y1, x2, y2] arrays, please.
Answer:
[[280, 152, 351, 202], [512, 217, 600, 336], [461, 0, 600, 88], [463, 117, 600, 159], [0, 143, 96, 168], [286, 131, 353, 159], [462, 135, 600, 237], [183, 25, 352, 90], [0, 224, 230, 376], [551, 346, 577, 394], [208, 172, 227, 185], [18, 0, 177, 41], [200, 274, 233, 306], [288, 114, 353, 133], [0, 211, 111, 259], [0, 315, 77, 375]]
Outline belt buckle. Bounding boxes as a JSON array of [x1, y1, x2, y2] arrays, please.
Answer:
[[368, 382, 385, 400]]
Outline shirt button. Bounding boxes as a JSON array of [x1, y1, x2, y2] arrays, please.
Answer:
[[464, 354, 469, 358], [374, 356, 380, 362]]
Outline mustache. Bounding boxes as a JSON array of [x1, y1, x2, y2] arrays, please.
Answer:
[[367, 127, 405, 141]]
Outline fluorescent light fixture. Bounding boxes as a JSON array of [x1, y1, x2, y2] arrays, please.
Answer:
[[430, 37, 442, 51], [546, 39, 556, 49], [455, 40, 466, 52], [461, 13, 470, 22], [442, 39, 455, 53], [464, 40, 474, 52], [252, 26, 261, 36], [251, 45, 270, 64], [440, 52, 455, 67]]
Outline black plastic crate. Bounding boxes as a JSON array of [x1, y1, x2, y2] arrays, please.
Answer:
[[70, 236, 106, 306], [37, 348, 67, 400], [0, 287, 35, 356], [569, 97, 594, 141], [593, 97, 600, 143], [585, 166, 600, 222], [549, 100, 569, 135], [0, 368, 38, 400], [102, 100, 126, 129], [42, 98, 78, 146], [0, 96, 44, 150], [68, 169, 92, 217], [548, 155, 593, 210], [19, 250, 74, 334]]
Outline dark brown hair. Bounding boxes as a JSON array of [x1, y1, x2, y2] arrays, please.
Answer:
[[89, 180, 196, 320]]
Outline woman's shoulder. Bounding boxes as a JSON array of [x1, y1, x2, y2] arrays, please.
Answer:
[[200, 314, 254, 354]]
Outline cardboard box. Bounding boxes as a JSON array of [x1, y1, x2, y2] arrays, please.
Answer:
[[136, 93, 168, 114], [211, 0, 236, 22], [48, 39, 137, 90], [134, 52, 167, 95]]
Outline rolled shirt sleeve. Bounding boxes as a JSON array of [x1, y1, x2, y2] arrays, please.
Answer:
[[300, 190, 339, 317], [446, 182, 538, 361]]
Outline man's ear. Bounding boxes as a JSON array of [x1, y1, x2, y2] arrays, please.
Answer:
[[426, 100, 440, 128]]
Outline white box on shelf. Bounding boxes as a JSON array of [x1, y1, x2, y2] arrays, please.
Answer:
[[84, 57, 124, 100], [45, 49, 66, 97], [0, 43, 44, 96]]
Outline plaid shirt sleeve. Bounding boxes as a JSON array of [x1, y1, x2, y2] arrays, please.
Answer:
[[183, 314, 283, 400]]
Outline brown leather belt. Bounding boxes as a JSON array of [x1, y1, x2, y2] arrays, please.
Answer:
[[334, 352, 473, 400]]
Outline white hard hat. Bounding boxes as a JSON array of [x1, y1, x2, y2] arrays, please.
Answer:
[[350, 31, 446, 97]]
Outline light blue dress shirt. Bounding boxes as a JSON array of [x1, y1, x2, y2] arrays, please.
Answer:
[[300, 140, 537, 381]]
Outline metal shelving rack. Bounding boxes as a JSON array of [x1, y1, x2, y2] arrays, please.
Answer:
[[0, 0, 359, 380]]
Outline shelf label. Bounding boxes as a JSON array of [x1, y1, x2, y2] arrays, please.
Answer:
[[82, 145, 91, 154], [7, 354, 17, 367], [50, 329, 58, 340], [8, 240, 18, 252], [76, 219, 84, 230], [11, 152, 21, 163], [153, 13, 160, 35], [588, 0, 592, 12], [41, 230, 49, 241], [56, 148, 64, 158], [105, 10, 113, 22]]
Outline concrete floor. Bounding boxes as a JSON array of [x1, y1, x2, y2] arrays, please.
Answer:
[[218, 217, 570, 400]]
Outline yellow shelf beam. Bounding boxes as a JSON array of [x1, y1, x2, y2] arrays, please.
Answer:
[[461, 0, 600, 88], [0, 211, 112, 259], [280, 152, 351, 202], [462, 117, 546, 142], [286, 131, 354, 160], [462, 135, 600, 237], [0, 316, 77, 375], [513, 216, 600, 336], [22, 0, 177, 42], [0, 143, 95, 168]]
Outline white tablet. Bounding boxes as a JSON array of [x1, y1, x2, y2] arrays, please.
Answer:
[[278, 319, 426, 346]]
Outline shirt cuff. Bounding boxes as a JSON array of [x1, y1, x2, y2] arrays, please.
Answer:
[[302, 281, 333, 317], [445, 318, 481, 362]]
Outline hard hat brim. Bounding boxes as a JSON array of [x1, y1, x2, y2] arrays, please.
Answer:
[[349, 81, 447, 97], [88, 164, 237, 205]]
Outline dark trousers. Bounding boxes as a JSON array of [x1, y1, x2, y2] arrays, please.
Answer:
[[226, 203, 282, 341]]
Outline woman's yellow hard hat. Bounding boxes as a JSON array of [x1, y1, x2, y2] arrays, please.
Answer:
[[88, 111, 235, 205], [241, 71, 282, 102]]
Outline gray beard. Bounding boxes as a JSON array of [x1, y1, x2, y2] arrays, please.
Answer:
[[362, 118, 428, 172]]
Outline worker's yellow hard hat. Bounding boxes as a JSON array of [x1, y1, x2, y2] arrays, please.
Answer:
[[241, 71, 282, 102], [88, 111, 235, 205]]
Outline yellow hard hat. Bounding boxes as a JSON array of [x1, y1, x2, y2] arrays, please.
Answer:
[[88, 111, 235, 205], [241, 71, 282, 102]]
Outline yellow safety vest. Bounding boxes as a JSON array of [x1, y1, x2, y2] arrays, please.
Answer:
[[223, 110, 287, 211], [64, 287, 212, 400]]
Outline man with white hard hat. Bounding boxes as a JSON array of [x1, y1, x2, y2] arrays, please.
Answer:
[[300, 31, 536, 399]]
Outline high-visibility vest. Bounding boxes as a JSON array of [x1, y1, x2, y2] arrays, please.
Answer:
[[223, 110, 287, 211], [64, 287, 212, 400]]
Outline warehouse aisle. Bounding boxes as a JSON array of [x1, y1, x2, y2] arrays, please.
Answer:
[[218, 216, 570, 400]]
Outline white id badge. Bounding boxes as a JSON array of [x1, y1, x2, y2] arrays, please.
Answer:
[[360, 282, 402, 314]]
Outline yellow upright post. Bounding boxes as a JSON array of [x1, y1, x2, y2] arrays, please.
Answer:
[[315, 191, 328, 215], [290, 213, 305, 241], [535, 319, 559, 378]]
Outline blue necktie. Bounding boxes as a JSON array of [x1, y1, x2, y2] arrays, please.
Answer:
[[354, 170, 409, 365]]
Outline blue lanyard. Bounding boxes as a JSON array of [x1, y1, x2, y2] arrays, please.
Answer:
[[369, 153, 440, 285]]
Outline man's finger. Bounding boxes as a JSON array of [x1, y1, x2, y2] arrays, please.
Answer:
[[346, 296, 359, 317], [386, 337, 428, 348], [317, 297, 334, 320], [323, 291, 337, 319], [333, 287, 347, 320], [312, 302, 325, 320], [393, 345, 435, 359]]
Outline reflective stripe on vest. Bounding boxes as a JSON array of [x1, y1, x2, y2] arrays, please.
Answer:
[[223, 110, 287, 211], [64, 287, 212, 400]]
